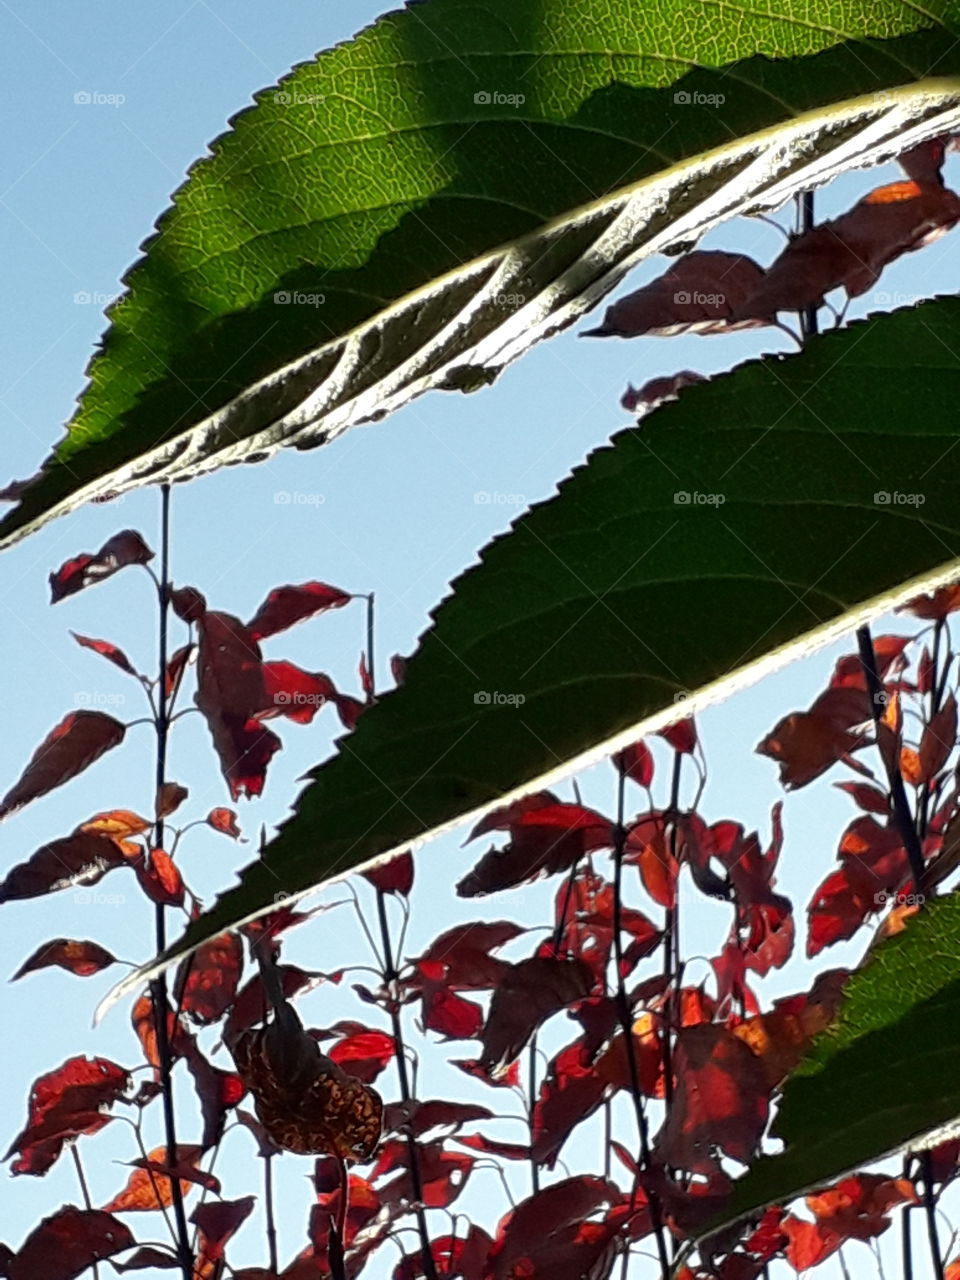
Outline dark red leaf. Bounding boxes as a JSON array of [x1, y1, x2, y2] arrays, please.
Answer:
[[175, 932, 243, 1025], [459, 803, 613, 897], [657, 1024, 769, 1174], [111, 1246, 181, 1271], [383, 1100, 494, 1139], [455, 1133, 531, 1160], [409, 921, 525, 991], [0, 711, 126, 821], [530, 1040, 610, 1167], [165, 644, 194, 697], [362, 852, 414, 896], [480, 956, 593, 1075], [129, 848, 185, 908], [487, 1176, 621, 1280], [70, 632, 138, 677], [258, 661, 336, 724], [8, 1208, 134, 1280], [6, 1057, 130, 1176], [247, 581, 352, 641], [898, 136, 949, 185], [156, 782, 188, 819], [184, 1045, 246, 1148], [12, 939, 117, 981], [621, 371, 705, 414], [614, 741, 654, 786], [834, 781, 890, 815], [658, 716, 698, 754], [831, 635, 909, 690], [451, 1058, 521, 1089], [757, 687, 871, 789], [132, 992, 192, 1077], [422, 984, 484, 1041], [377, 1145, 474, 1209], [916, 693, 958, 784], [49, 530, 153, 603], [224, 966, 321, 1041], [207, 806, 243, 839], [582, 251, 772, 337], [192, 1195, 256, 1266], [392, 1227, 493, 1280], [169, 586, 207, 624], [902, 584, 960, 620]]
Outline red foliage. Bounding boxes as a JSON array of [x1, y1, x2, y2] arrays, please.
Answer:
[[6, 1207, 134, 1280], [458, 801, 613, 897], [6, 1057, 130, 1176], [247, 581, 352, 640], [479, 955, 593, 1074], [175, 932, 244, 1025], [71, 631, 138, 676], [12, 938, 117, 981], [757, 687, 870, 789], [486, 1176, 622, 1280], [49, 530, 153, 603], [0, 711, 126, 821], [362, 851, 414, 896]]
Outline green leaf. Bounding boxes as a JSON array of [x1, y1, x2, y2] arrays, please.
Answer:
[[697, 891, 960, 1234], [4, 0, 960, 545], [113, 296, 960, 997]]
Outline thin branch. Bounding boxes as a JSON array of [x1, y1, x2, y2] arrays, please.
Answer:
[[263, 1151, 278, 1274], [149, 483, 193, 1280], [612, 762, 671, 1280], [71, 1145, 100, 1280], [375, 887, 438, 1280]]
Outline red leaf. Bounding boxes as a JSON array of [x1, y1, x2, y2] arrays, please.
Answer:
[[169, 586, 207, 624], [731, 181, 960, 319], [130, 848, 185, 908], [658, 716, 698, 754], [626, 815, 679, 909], [103, 1144, 207, 1211], [422, 984, 484, 1041], [258, 660, 336, 724], [156, 782, 188, 819], [834, 781, 890, 815], [831, 635, 909, 690], [479, 956, 593, 1075], [487, 1176, 621, 1280], [184, 1046, 246, 1148], [458, 803, 613, 897], [12, 939, 117, 981], [392, 1227, 493, 1280], [49, 530, 153, 603], [377, 1145, 474, 1209], [898, 136, 949, 185], [165, 643, 194, 696], [451, 1058, 521, 1089], [614, 740, 654, 786], [175, 932, 243, 1025], [467, 791, 560, 840], [383, 1100, 493, 1140], [530, 1040, 610, 1167], [70, 632, 138, 677], [8, 1208, 134, 1280], [410, 921, 525, 990], [207, 806, 243, 839], [0, 711, 126, 821], [657, 1024, 770, 1174], [757, 687, 870, 789], [915, 693, 958, 784], [192, 1196, 256, 1270], [582, 251, 772, 337], [6, 1056, 130, 1176], [132, 992, 191, 1077], [621, 371, 705, 414], [902, 584, 960, 620], [247, 581, 352, 641], [111, 1246, 182, 1271], [362, 851, 414, 896], [328, 1030, 396, 1083], [224, 966, 321, 1041]]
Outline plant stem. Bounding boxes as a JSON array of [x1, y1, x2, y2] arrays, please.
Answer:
[[613, 763, 671, 1280], [71, 1146, 100, 1280], [327, 1152, 349, 1280], [797, 190, 819, 339], [366, 593, 376, 703], [264, 1153, 279, 1274], [856, 625, 926, 887], [661, 750, 683, 1111], [375, 887, 438, 1280], [149, 483, 193, 1280], [527, 1036, 540, 1194]]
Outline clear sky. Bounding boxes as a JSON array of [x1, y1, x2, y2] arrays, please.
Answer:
[[2, 3, 959, 1277]]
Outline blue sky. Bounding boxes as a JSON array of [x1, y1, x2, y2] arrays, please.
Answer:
[[2, 2, 960, 1277]]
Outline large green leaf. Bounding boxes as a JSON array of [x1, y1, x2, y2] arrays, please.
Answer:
[[4, 0, 960, 545], [692, 891, 960, 1243], [113, 296, 960, 1000]]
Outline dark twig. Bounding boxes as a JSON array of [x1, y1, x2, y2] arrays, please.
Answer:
[[264, 1152, 279, 1274], [71, 1146, 100, 1280], [375, 888, 438, 1280], [613, 762, 671, 1280], [148, 484, 193, 1280]]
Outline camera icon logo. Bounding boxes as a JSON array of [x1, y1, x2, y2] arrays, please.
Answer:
[[673, 90, 691, 104], [474, 91, 491, 105], [674, 491, 691, 504], [474, 691, 491, 705]]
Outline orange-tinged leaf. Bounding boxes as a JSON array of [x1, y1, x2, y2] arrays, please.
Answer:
[[80, 809, 150, 839], [175, 933, 243, 1025], [901, 746, 923, 786], [12, 938, 117, 981], [102, 1145, 205, 1211], [207, 807, 242, 840]]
